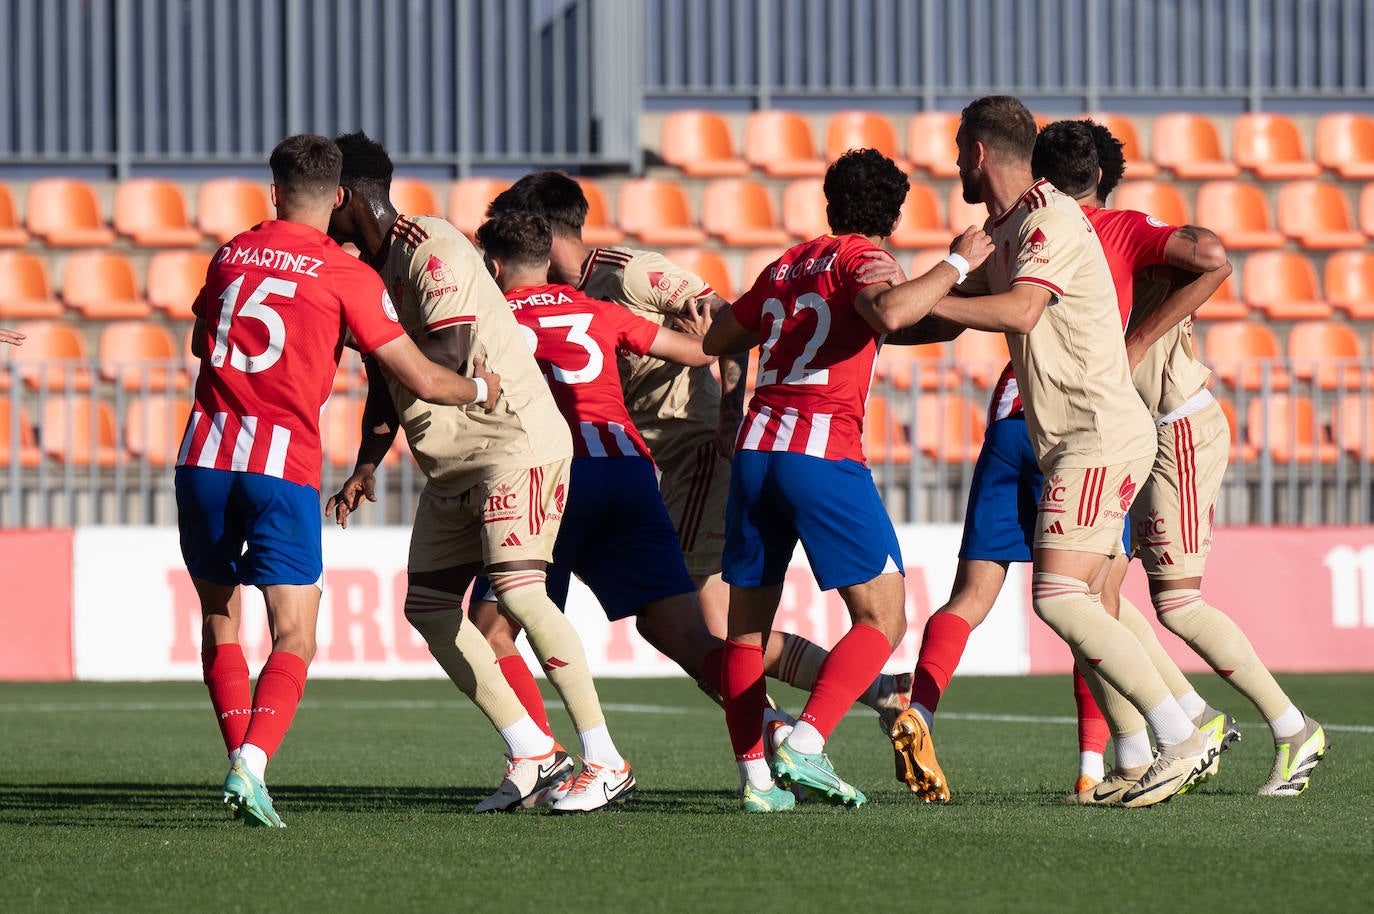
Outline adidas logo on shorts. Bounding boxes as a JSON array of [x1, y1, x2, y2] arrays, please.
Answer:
[[1043, 521, 1064, 535], [501, 532, 522, 547]]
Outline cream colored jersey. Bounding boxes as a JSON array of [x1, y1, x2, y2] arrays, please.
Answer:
[[577, 246, 717, 462], [376, 215, 571, 495], [958, 179, 1155, 469], [1126, 276, 1214, 421]]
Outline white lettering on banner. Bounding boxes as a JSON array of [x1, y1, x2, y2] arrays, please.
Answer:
[[1323, 545, 1374, 628]]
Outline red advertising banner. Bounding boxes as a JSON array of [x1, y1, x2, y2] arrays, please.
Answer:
[[0, 528, 73, 680]]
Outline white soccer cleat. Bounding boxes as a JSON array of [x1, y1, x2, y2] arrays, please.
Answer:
[[473, 746, 574, 814], [550, 758, 636, 814], [1259, 715, 1328, 797]]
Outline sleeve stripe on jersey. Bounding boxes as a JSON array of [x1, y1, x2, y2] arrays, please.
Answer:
[[426, 315, 477, 332], [1012, 276, 1064, 298]]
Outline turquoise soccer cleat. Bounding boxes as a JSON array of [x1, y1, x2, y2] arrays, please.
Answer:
[[770, 742, 866, 808], [222, 759, 286, 828]]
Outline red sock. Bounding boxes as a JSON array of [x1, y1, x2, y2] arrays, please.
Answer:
[[241, 651, 309, 760], [798, 624, 892, 739], [1073, 664, 1109, 754], [910, 613, 971, 712], [721, 640, 766, 761], [498, 654, 552, 737], [202, 642, 252, 754], [700, 646, 724, 693]]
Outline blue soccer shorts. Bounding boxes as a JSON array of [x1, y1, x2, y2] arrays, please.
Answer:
[[175, 466, 323, 587], [722, 450, 903, 592]]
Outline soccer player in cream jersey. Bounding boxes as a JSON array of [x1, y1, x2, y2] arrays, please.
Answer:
[[874, 96, 1215, 808], [324, 132, 630, 814]]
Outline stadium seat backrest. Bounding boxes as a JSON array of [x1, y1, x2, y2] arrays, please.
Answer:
[[98, 321, 183, 391], [1276, 181, 1362, 247], [448, 178, 510, 238], [743, 110, 825, 176], [863, 394, 912, 464], [0, 182, 29, 246], [61, 251, 140, 308], [113, 179, 200, 246], [124, 395, 192, 466], [1325, 251, 1374, 316], [196, 178, 271, 244], [0, 400, 41, 468], [1233, 113, 1320, 178], [1242, 250, 1320, 305], [1315, 113, 1374, 178], [8, 320, 92, 391], [389, 177, 441, 217], [577, 179, 624, 246], [906, 112, 961, 177], [742, 247, 784, 289], [25, 178, 114, 246], [1151, 114, 1239, 178], [1112, 181, 1189, 227], [914, 393, 985, 463], [1334, 397, 1374, 460], [947, 186, 990, 233], [781, 179, 828, 240], [320, 396, 365, 466], [889, 184, 951, 248], [1288, 320, 1364, 390], [146, 250, 212, 319], [1194, 181, 1283, 248], [701, 179, 788, 247], [663, 248, 734, 301], [0, 250, 62, 319], [1202, 320, 1289, 391], [1084, 112, 1157, 177], [826, 111, 905, 165], [616, 178, 706, 246], [41, 396, 120, 467], [953, 330, 1010, 389], [660, 111, 748, 176], [1245, 394, 1338, 463]]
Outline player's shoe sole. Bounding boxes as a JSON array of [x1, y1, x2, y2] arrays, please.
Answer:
[[889, 708, 950, 803], [222, 759, 285, 828], [770, 742, 865, 808], [1259, 715, 1328, 797], [741, 781, 797, 813]]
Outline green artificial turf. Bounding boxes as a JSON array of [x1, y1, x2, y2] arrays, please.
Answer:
[[1, 674, 1370, 913]]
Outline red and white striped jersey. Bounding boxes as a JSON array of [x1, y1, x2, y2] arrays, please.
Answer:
[[505, 282, 659, 460], [178, 220, 404, 488], [731, 234, 887, 464]]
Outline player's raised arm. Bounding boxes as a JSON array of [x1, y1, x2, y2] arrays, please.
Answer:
[[0, 327, 24, 346], [370, 336, 501, 410], [1123, 226, 1231, 367], [702, 305, 755, 356], [865, 227, 994, 333]]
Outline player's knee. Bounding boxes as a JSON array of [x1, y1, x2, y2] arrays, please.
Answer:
[[272, 631, 317, 664]]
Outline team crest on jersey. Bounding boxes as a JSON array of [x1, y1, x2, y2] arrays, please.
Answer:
[[1026, 228, 1048, 254], [647, 270, 672, 292], [381, 289, 399, 322], [1118, 475, 1137, 511], [426, 254, 450, 284]]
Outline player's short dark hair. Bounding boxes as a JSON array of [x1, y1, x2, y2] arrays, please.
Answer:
[[959, 95, 1038, 161], [268, 134, 342, 207], [476, 212, 553, 267], [1031, 120, 1101, 199], [486, 171, 588, 236], [1088, 121, 1126, 202], [824, 148, 909, 238], [334, 130, 394, 193]]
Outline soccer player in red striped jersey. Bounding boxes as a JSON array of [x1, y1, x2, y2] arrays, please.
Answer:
[[704, 148, 994, 811], [177, 134, 496, 827]]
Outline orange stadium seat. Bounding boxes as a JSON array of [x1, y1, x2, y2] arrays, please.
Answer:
[[1245, 395, 1339, 463], [741, 248, 783, 288], [41, 397, 120, 467], [389, 177, 442, 217], [197, 178, 271, 244], [700, 179, 789, 248], [1276, 181, 1364, 250], [1324, 251, 1374, 320], [1242, 251, 1332, 320], [1215, 397, 1256, 463], [615, 179, 706, 247], [947, 186, 989, 233], [146, 250, 211, 320], [448, 177, 510, 239], [890, 184, 954, 249], [864, 395, 913, 464], [1194, 273, 1249, 321], [875, 342, 956, 391], [321, 395, 365, 466], [660, 111, 749, 177], [1232, 113, 1321, 180], [1151, 114, 1240, 179], [0, 251, 63, 319], [124, 395, 192, 466], [60, 251, 152, 320], [914, 393, 984, 463], [8, 321, 93, 391], [1288, 321, 1365, 391], [1193, 181, 1284, 250], [1361, 184, 1374, 238], [953, 330, 1010, 389], [25, 178, 116, 247], [0, 183, 30, 246], [1112, 181, 1189, 226], [1315, 113, 1374, 179], [1334, 397, 1374, 461], [743, 110, 826, 178], [113, 179, 201, 247], [781, 179, 829, 241], [98, 321, 186, 392], [1085, 112, 1158, 178], [906, 112, 961, 178], [0, 400, 42, 467], [663, 249, 734, 301], [826, 111, 910, 170], [1202, 321, 1289, 391], [577, 179, 624, 246], [907, 248, 949, 280]]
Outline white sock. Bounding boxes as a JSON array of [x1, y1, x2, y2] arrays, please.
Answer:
[[237, 743, 268, 780], [1269, 704, 1305, 740], [1114, 730, 1154, 769], [1079, 750, 1105, 781], [1177, 690, 1207, 720], [501, 717, 555, 759], [913, 702, 935, 729], [739, 758, 773, 791], [577, 724, 624, 769], [228, 747, 242, 763], [1144, 696, 1196, 748], [785, 720, 825, 755]]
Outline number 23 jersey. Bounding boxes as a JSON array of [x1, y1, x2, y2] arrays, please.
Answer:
[[731, 233, 886, 464]]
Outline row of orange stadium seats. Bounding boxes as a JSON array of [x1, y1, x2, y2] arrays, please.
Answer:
[[0, 249, 209, 320]]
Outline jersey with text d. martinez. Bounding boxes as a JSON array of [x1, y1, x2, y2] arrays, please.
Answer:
[[376, 215, 571, 495], [731, 234, 886, 464], [957, 179, 1154, 469], [178, 219, 404, 488], [505, 282, 658, 460]]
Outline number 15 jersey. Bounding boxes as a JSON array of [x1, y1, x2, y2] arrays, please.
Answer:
[[731, 234, 886, 464]]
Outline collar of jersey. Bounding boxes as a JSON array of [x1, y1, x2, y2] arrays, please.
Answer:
[[992, 178, 1054, 228]]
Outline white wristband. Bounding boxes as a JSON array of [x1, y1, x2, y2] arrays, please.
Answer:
[[943, 252, 970, 285], [470, 376, 488, 406]]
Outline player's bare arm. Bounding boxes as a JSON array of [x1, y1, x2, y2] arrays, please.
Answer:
[[931, 281, 1052, 334], [648, 325, 715, 368], [865, 227, 994, 333], [326, 359, 402, 528], [1, 327, 26, 346], [369, 334, 502, 410], [884, 314, 966, 346], [702, 307, 755, 357], [1123, 226, 1232, 368]]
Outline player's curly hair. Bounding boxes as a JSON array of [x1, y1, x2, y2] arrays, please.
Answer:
[[476, 212, 553, 267], [1031, 120, 1101, 199], [1088, 121, 1126, 203], [334, 131, 394, 192], [959, 95, 1038, 161], [487, 172, 588, 235], [823, 148, 909, 238]]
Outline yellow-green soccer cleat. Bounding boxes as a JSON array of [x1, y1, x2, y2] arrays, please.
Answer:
[[222, 759, 285, 828], [889, 708, 950, 802], [741, 780, 797, 813], [770, 742, 866, 808], [1259, 715, 1328, 797]]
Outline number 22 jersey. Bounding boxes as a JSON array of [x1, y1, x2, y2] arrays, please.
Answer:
[[731, 234, 886, 464]]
